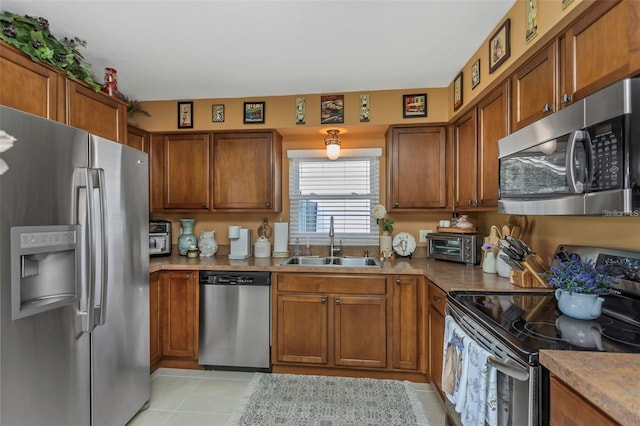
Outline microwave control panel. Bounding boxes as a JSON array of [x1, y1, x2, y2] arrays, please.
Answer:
[[589, 120, 623, 190]]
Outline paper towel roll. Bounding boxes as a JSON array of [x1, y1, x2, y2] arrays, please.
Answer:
[[273, 222, 289, 257]]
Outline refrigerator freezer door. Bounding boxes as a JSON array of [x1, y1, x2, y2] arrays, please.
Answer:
[[88, 136, 150, 426], [0, 106, 91, 425]]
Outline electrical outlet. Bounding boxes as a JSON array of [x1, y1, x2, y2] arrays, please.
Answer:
[[419, 229, 432, 242]]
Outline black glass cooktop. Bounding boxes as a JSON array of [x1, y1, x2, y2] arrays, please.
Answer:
[[448, 291, 640, 356]]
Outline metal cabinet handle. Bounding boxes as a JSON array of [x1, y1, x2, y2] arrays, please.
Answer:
[[542, 103, 554, 113], [561, 94, 573, 104], [468, 199, 473, 206], [266, 201, 270, 208], [433, 296, 442, 303], [395, 279, 401, 285], [321, 296, 327, 304], [201, 203, 207, 208], [335, 298, 341, 305], [394, 202, 399, 208], [185, 274, 191, 279]]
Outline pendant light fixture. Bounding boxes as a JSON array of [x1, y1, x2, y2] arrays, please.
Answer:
[[324, 129, 341, 160]]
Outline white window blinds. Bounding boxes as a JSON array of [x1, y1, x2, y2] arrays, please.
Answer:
[[288, 149, 381, 246]]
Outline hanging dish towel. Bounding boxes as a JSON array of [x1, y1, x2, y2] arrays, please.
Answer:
[[461, 341, 495, 426], [442, 315, 471, 410], [486, 364, 498, 426]]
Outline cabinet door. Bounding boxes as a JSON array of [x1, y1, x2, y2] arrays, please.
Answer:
[[66, 80, 127, 143], [512, 42, 556, 131], [161, 271, 198, 359], [149, 134, 165, 212], [276, 294, 328, 364], [149, 272, 162, 369], [549, 374, 617, 425], [454, 110, 478, 210], [387, 126, 447, 210], [334, 295, 387, 368], [163, 133, 210, 210], [392, 276, 420, 370], [0, 42, 62, 121], [213, 131, 282, 211], [428, 281, 446, 394], [563, 0, 629, 105], [127, 126, 148, 152], [477, 81, 509, 208]]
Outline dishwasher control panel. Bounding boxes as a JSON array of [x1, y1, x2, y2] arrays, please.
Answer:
[[199, 271, 271, 286]]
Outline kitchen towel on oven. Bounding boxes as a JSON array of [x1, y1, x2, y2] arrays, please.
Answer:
[[442, 315, 471, 410], [462, 340, 498, 426]]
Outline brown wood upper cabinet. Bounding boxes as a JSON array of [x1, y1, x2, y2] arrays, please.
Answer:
[[163, 133, 211, 210], [0, 42, 62, 121], [513, 0, 633, 131], [127, 126, 149, 153], [66, 80, 127, 143], [387, 125, 448, 210], [212, 131, 282, 212], [455, 82, 508, 210]]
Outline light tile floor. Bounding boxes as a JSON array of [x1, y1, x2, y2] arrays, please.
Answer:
[[127, 368, 446, 426]]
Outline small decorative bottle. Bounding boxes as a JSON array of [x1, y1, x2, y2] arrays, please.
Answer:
[[177, 218, 197, 256]]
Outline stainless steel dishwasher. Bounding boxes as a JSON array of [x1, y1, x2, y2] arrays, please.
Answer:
[[198, 271, 271, 371]]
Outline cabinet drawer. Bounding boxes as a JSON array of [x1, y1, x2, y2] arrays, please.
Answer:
[[277, 274, 387, 295], [428, 281, 446, 316]]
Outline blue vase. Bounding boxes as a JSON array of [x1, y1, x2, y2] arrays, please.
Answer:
[[178, 218, 197, 256]]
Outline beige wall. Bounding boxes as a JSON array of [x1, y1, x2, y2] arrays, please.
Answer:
[[148, 0, 640, 252]]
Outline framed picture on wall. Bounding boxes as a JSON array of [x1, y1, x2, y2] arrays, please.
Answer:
[[471, 59, 480, 89], [296, 97, 306, 125], [489, 19, 510, 74], [212, 104, 225, 122], [244, 101, 265, 124], [526, 0, 538, 42], [178, 101, 193, 129], [453, 72, 463, 111], [320, 95, 344, 124], [402, 93, 427, 118], [360, 94, 370, 122]]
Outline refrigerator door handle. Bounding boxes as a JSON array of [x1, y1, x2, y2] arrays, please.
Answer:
[[72, 167, 95, 333], [92, 168, 109, 328]]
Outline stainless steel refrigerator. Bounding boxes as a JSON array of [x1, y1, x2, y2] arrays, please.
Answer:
[[0, 106, 150, 425]]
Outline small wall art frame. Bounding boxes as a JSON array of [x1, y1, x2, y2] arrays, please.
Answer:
[[212, 104, 225, 122], [526, 0, 538, 42], [453, 72, 463, 111], [244, 101, 265, 124], [471, 59, 480, 90], [321, 95, 344, 124], [402, 94, 427, 118], [178, 101, 193, 129], [296, 97, 305, 125], [360, 94, 370, 122], [489, 18, 511, 74]]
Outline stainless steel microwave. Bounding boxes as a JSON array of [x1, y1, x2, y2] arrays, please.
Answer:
[[498, 78, 640, 216], [427, 233, 483, 265]]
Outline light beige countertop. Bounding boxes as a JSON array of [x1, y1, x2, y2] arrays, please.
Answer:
[[149, 252, 551, 293], [540, 350, 640, 425]]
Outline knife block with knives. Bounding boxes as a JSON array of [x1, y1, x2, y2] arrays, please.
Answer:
[[499, 236, 549, 288]]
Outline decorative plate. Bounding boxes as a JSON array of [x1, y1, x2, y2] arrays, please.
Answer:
[[392, 232, 416, 257]]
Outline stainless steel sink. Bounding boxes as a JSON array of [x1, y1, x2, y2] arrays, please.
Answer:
[[280, 256, 381, 267]]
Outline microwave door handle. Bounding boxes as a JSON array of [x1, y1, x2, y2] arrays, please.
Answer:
[[487, 356, 530, 381], [566, 130, 587, 193]]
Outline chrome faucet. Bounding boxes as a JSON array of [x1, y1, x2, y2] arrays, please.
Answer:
[[329, 216, 342, 257]]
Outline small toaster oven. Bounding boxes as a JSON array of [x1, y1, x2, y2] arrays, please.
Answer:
[[426, 232, 483, 265], [149, 220, 171, 257]]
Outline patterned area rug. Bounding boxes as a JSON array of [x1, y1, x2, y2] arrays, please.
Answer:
[[227, 373, 430, 426]]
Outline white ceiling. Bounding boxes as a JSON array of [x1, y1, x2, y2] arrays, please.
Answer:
[[2, 0, 516, 102]]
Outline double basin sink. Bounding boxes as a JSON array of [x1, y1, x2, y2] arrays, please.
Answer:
[[280, 256, 382, 267]]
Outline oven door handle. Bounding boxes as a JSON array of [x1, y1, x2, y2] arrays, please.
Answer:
[[487, 356, 529, 381]]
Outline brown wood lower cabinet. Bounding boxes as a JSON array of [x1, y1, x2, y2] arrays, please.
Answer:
[[149, 271, 162, 372], [428, 280, 446, 397], [273, 272, 426, 381], [549, 374, 617, 425], [151, 270, 200, 370]]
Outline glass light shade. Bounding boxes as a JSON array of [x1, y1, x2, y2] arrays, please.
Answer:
[[324, 129, 341, 160]]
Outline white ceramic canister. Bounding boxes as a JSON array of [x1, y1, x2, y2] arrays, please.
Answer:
[[254, 236, 271, 258]]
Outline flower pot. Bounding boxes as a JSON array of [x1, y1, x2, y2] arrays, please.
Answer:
[[482, 251, 497, 274], [555, 289, 604, 320], [379, 233, 392, 256]]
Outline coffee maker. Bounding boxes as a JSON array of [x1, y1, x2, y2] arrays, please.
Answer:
[[228, 226, 252, 259]]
